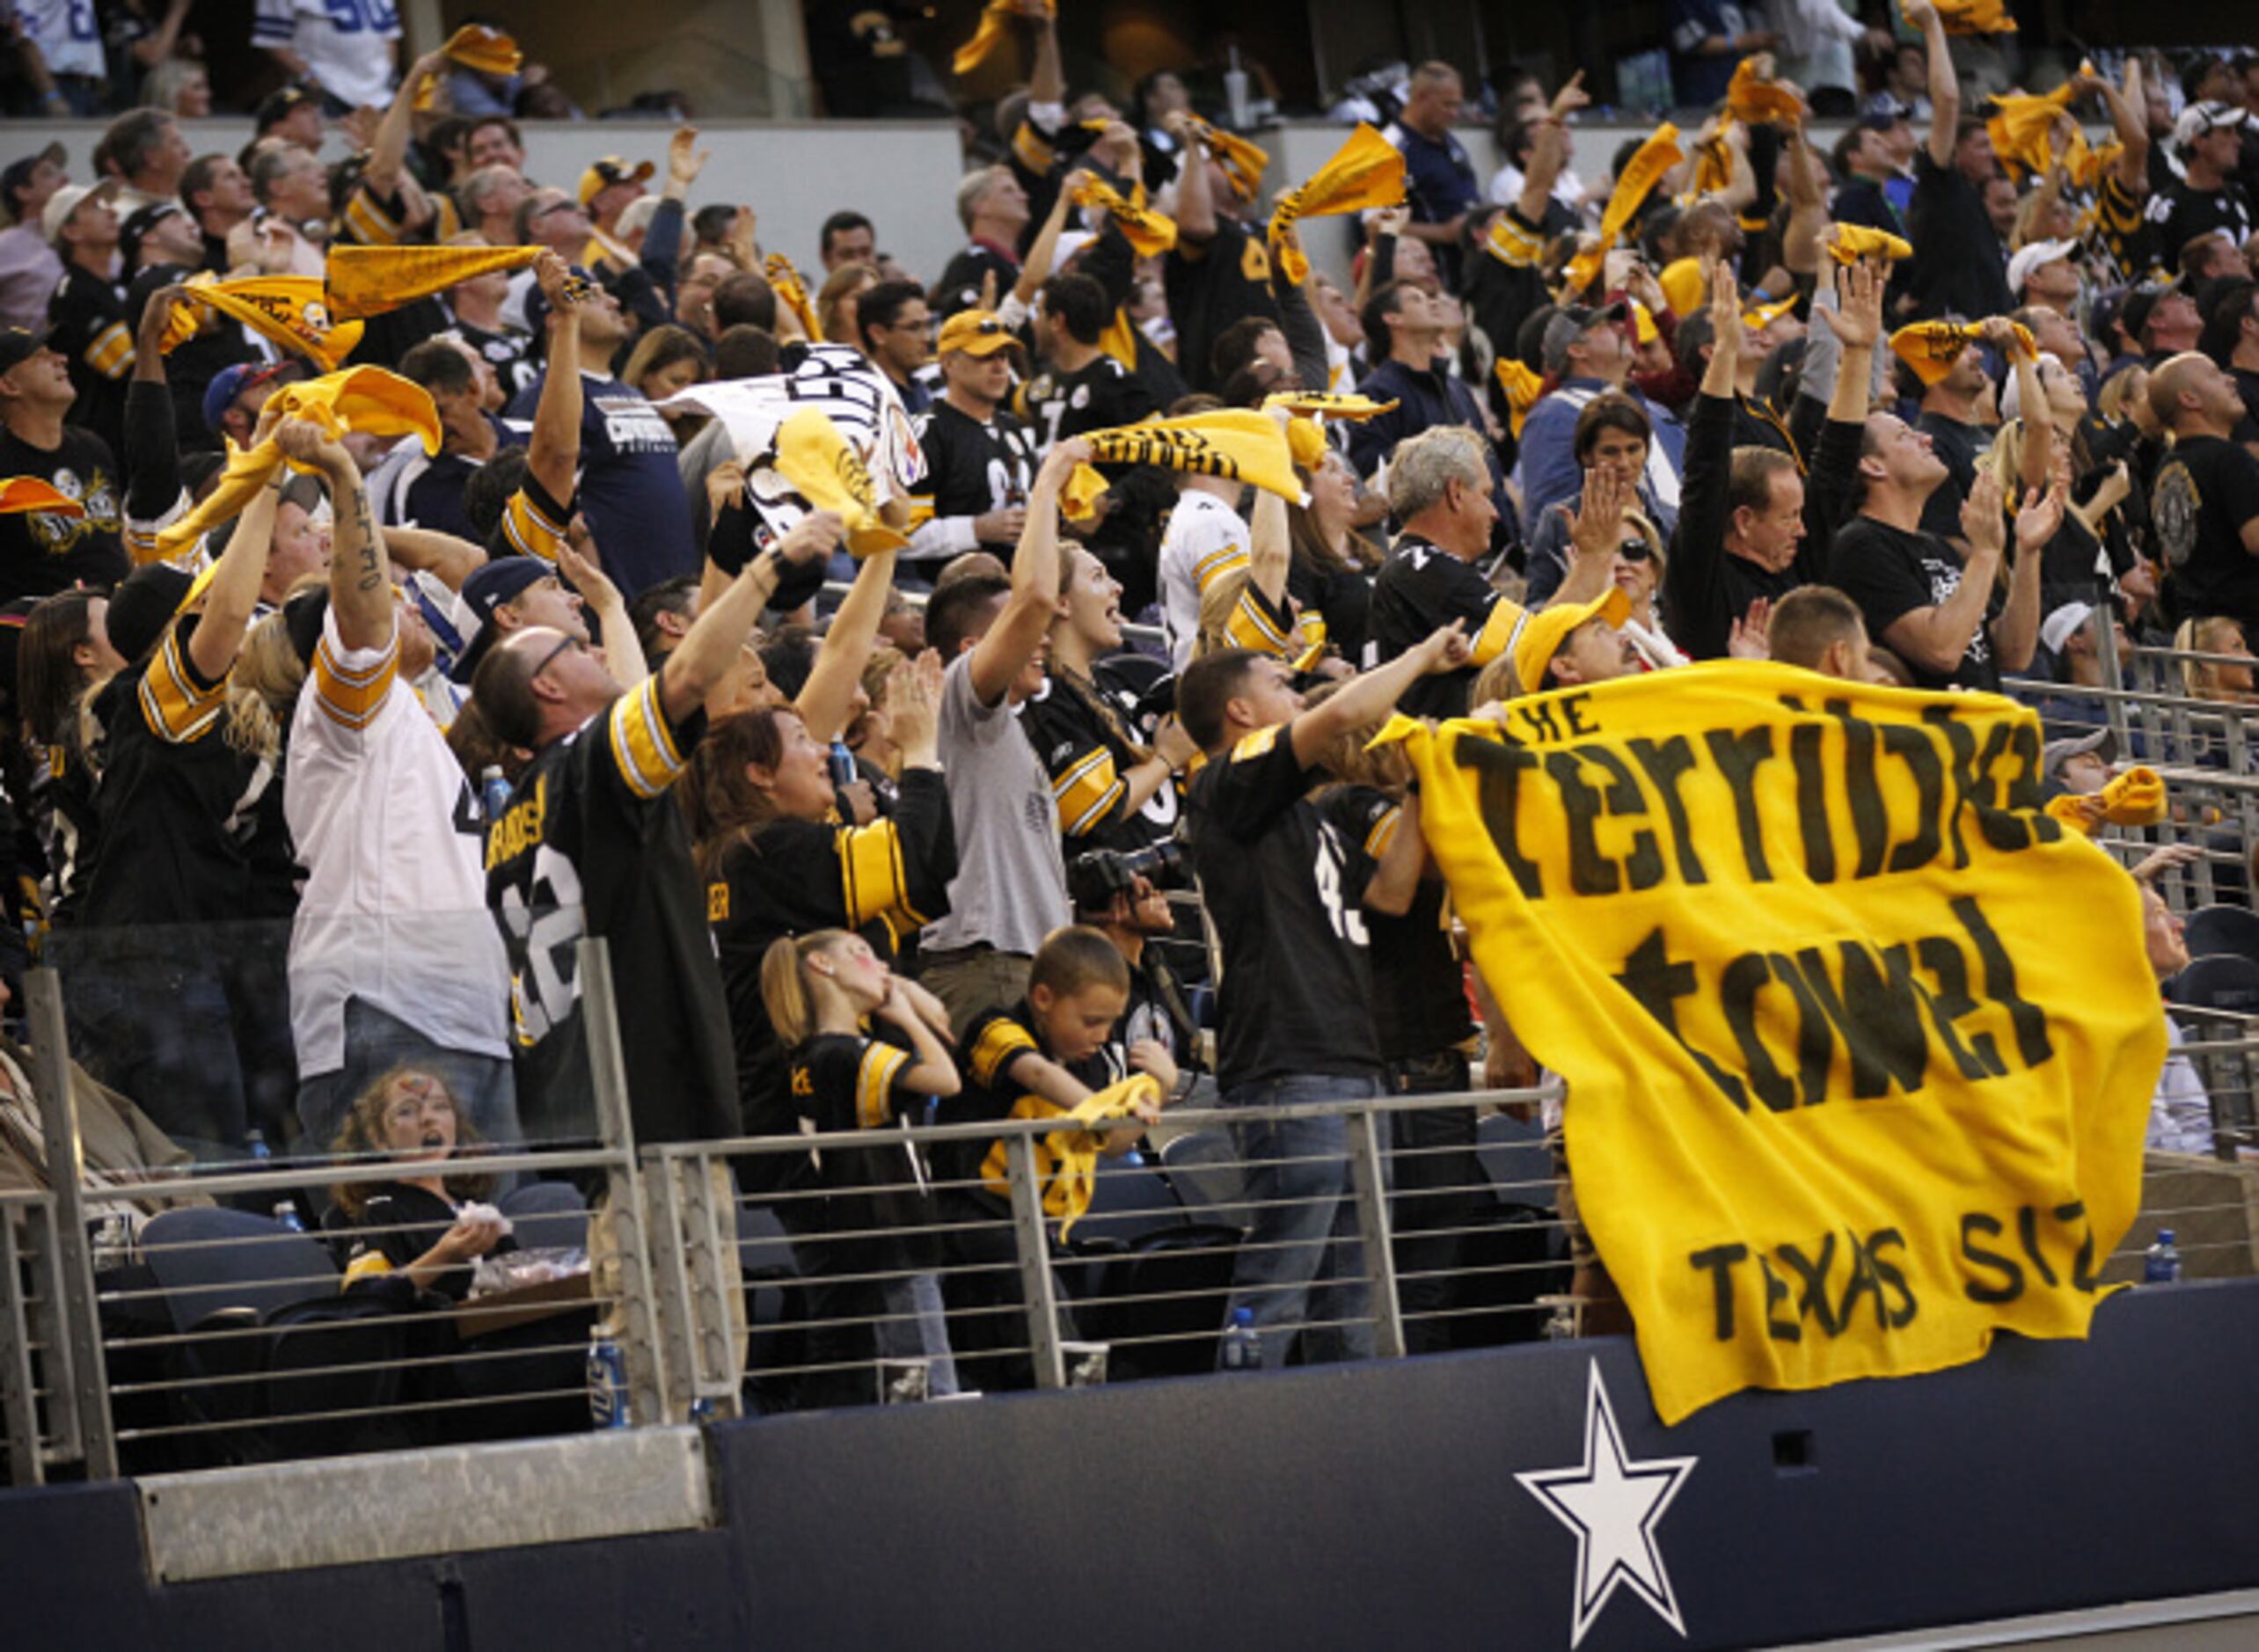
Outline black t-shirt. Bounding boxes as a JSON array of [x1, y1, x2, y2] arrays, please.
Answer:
[[0, 423, 125, 601], [1827, 515, 2000, 691], [1904, 150, 2011, 324], [1185, 725, 1384, 1090], [2153, 434, 2259, 631], [907, 398, 1037, 544], [1288, 553, 1373, 669], [1016, 353, 1156, 452], [1915, 410, 1987, 539], [485, 677, 735, 1146], [1367, 535, 1520, 719], [705, 770, 955, 1176], [2147, 177, 2255, 268], [785, 1030, 935, 1264], [47, 265, 132, 457], [1164, 216, 1282, 394]]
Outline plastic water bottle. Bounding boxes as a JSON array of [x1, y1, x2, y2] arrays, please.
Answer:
[[245, 1129, 271, 1162], [272, 1202, 305, 1234], [589, 1329, 631, 1428], [826, 741, 857, 793], [2145, 1229, 2182, 1284], [1219, 1306, 1262, 1371], [480, 764, 512, 822]]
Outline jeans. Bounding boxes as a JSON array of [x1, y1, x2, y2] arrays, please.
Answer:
[[296, 998, 520, 1163], [1385, 1053, 1482, 1355], [1219, 1071, 1385, 1369]]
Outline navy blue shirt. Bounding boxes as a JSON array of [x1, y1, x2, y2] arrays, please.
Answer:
[[506, 371, 696, 596], [1386, 122, 1479, 229], [1668, 0, 1753, 109]]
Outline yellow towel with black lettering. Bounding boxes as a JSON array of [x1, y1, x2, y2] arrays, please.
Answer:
[[1726, 58, 1805, 127], [157, 366, 442, 565], [160, 273, 365, 370], [1828, 225, 1913, 266], [1062, 408, 1303, 522], [325, 244, 541, 321], [1267, 123, 1405, 286], [1988, 79, 2085, 183], [771, 406, 908, 559], [1563, 123, 1684, 300], [1890, 318, 2036, 385], [1380, 662, 2161, 1424], [1185, 114, 1268, 201], [1071, 177, 1177, 257]]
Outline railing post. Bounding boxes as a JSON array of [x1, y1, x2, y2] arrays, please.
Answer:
[[576, 937, 671, 1427], [1345, 1105, 1407, 1360], [1004, 1132, 1065, 1390], [0, 1205, 43, 1485], [26, 967, 113, 1479], [644, 1151, 743, 1421]]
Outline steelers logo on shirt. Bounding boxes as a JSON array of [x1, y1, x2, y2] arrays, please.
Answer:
[[2152, 460, 2201, 570]]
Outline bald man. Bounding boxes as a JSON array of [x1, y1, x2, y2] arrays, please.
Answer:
[[2149, 351, 2259, 632]]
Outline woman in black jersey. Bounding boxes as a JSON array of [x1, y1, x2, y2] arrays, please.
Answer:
[[16, 588, 125, 928], [684, 653, 957, 1174]]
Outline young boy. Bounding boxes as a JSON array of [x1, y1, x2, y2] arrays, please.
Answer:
[[939, 925, 1175, 1390]]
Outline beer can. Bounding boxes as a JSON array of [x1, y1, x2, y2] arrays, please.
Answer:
[[588, 1329, 631, 1429]]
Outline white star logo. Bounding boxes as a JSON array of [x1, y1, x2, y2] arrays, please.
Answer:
[[1517, 1362, 1698, 1648]]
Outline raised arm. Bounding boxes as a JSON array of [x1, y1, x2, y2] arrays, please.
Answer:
[[1170, 111, 1217, 241], [1826, 259, 1882, 426], [1908, 0, 1958, 170], [1013, 169, 1083, 308], [1288, 621, 1468, 767], [364, 48, 448, 201], [1780, 123, 1826, 275], [1360, 790, 1426, 917], [185, 468, 281, 683], [1992, 477, 2058, 673], [1993, 319, 2050, 492], [1025, 0, 1064, 107], [1882, 469, 2004, 675], [2102, 56, 2149, 193], [525, 254, 583, 513], [657, 511, 844, 722], [279, 422, 389, 652], [796, 549, 898, 742], [969, 440, 1083, 705]]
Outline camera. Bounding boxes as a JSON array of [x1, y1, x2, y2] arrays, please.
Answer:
[[1066, 839, 1187, 913]]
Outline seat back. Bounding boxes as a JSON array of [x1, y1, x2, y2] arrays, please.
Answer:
[[1079, 1222, 1243, 1380], [2166, 954, 2259, 1017], [499, 1181, 590, 1253], [2182, 903, 2259, 969], [1070, 1153, 1189, 1248], [139, 1208, 343, 1334], [1157, 1130, 1251, 1230]]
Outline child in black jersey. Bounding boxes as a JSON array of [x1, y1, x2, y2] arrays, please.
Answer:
[[763, 929, 960, 1407], [941, 926, 1173, 1391]]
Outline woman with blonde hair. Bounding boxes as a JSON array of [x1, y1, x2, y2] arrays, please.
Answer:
[[2172, 616, 2257, 705]]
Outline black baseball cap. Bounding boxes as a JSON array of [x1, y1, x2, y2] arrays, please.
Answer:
[[255, 85, 320, 134], [0, 325, 53, 375], [0, 142, 63, 225], [106, 563, 196, 665], [450, 556, 555, 683], [118, 199, 184, 270]]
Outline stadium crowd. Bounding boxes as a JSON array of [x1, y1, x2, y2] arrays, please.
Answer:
[[0, 0, 2255, 1406]]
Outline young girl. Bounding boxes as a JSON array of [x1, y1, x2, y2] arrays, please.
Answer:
[[761, 929, 960, 1407]]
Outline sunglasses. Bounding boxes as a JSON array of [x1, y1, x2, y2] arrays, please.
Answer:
[[1617, 539, 1654, 563]]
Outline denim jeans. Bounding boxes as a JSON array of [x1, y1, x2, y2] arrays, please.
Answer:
[[1219, 1071, 1385, 1368], [296, 998, 520, 1163]]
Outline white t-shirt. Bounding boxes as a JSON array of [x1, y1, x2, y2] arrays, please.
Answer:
[[285, 606, 509, 1077], [252, 0, 400, 111], [2149, 1015, 2214, 1157], [1156, 486, 1252, 669]]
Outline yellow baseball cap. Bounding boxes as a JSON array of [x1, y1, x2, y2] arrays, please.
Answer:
[[936, 307, 1019, 358], [1508, 586, 1632, 695], [577, 157, 654, 208]]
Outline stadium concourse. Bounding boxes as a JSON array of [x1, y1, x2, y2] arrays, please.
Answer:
[[5, 4, 2259, 1646]]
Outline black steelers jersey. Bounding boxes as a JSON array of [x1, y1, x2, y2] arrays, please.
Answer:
[[905, 399, 1039, 549], [1185, 723, 1389, 1089], [1016, 354, 1157, 454], [484, 676, 735, 1146], [1020, 670, 1179, 851]]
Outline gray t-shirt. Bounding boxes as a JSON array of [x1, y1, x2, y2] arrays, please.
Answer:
[[921, 650, 1069, 956]]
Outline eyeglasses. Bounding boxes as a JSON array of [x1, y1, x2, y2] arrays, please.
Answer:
[[1617, 539, 1654, 563], [530, 633, 584, 678]]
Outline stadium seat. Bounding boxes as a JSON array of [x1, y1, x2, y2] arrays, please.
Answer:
[[1069, 1152, 1189, 1248], [1157, 1130, 1252, 1229], [1476, 1113, 1555, 1210], [2182, 903, 2259, 969], [501, 1181, 590, 1253], [1078, 1223, 1243, 1380], [139, 1207, 343, 1333], [2165, 954, 2259, 1017]]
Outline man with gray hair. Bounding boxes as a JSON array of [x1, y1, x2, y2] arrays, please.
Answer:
[[1366, 425, 1531, 717], [935, 165, 1028, 317], [460, 164, 530, 247]]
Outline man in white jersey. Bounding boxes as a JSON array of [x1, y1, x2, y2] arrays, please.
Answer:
[[275, 419, 515, 1155], [252, 0, 400, 114], [1154, 467, 1251, 669]]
